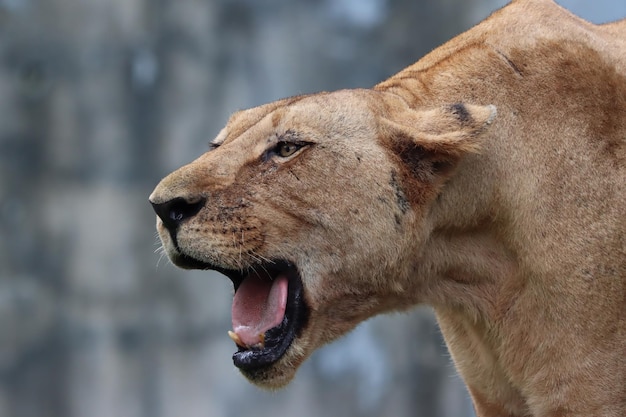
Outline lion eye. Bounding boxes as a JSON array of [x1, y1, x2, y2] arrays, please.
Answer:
[[276, 141, 301, 158]]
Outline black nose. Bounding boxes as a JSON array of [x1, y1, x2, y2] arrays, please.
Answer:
[[151, 197, 205, 233]]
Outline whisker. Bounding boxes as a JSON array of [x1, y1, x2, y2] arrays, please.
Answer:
[[239, 229, 244, 269], [154, 245, 167, 269], [156, 251, 166, 269]]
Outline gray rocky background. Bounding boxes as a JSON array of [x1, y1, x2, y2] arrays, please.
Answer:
[[1, 0, 622, 416]]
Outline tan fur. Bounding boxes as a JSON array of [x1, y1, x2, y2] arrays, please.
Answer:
[[149, 1, 626, 415]]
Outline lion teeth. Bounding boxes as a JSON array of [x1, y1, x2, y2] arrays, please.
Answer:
[[228, 331, 266, 350], [256, 333, 265, 349], [228, 331, 246, 348]]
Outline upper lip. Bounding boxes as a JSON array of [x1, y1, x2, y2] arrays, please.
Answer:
[[173, 253, 308, 372]]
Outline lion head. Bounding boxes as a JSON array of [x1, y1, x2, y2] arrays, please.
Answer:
[[149, 88, 496, 388]]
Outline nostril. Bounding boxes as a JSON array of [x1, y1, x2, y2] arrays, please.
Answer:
[[167, 198, 205, 223], [151, 197, 206, 231]]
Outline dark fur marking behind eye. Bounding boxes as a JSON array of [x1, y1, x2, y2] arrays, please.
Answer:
[[388, 133, 430, 182], [382, 132, 458, 208]]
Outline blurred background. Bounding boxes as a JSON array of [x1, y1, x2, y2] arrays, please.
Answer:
[[1, 0, 624, 416]]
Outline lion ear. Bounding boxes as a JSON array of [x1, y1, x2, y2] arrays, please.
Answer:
[[380, 103, 497, 157]]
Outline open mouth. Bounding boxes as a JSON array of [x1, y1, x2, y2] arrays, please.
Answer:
[[176, 255, 308, 371]]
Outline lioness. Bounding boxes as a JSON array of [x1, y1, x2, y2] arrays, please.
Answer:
[[149, 0, 625, 415]]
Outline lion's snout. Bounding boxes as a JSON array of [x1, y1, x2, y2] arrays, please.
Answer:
[[150, 195, 206, 237]]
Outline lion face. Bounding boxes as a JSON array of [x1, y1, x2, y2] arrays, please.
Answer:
[[149, 88, 495, 387]]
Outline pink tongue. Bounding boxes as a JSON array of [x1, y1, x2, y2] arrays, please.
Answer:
[[231, 274, 288, 347]]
